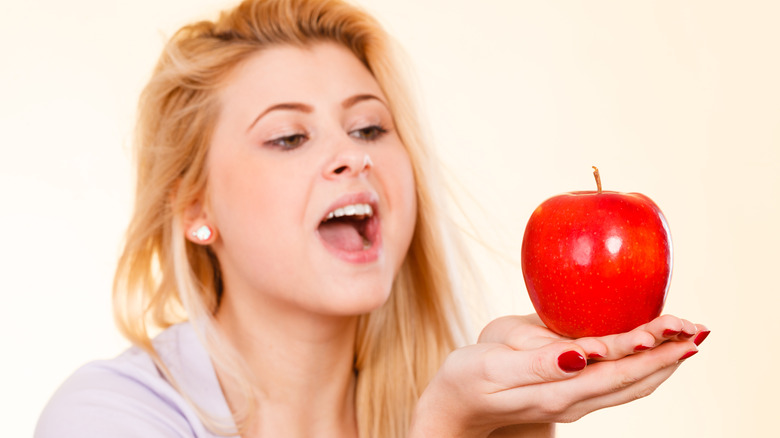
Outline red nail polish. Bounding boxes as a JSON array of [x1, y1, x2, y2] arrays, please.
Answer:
[[678, 350, 698, 361], [588, 353, 604, 359], [663, 329, 681, 337], [694, 330, 711, 346], [558, 351, 587, 373], [634, 344, 651, 352], [679, 331, 695, 339]]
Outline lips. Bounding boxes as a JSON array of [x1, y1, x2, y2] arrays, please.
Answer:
[[316, 192, 382, 263]]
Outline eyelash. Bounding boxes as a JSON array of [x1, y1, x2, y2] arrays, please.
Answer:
[[350, 124, 388, 142], [266, 133, 308, 150], [264, 125, 388, 151]]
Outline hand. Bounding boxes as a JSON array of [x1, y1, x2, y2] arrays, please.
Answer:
[[409, 314, 708, 438], [480, 313, 708, 360]]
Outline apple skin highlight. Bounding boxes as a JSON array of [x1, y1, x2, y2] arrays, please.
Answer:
[[521, 182, 672, 338]]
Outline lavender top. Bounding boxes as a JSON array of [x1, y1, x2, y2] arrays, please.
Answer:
[[35, 323, 237, 438]]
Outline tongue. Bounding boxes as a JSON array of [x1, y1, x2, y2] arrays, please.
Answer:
[[319, 221, 364, 252]]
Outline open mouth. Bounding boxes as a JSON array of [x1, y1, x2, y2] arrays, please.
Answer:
[[317, 203, 380, 256]]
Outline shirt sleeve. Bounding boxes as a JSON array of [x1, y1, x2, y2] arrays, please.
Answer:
[[35, 359, 199, 438]]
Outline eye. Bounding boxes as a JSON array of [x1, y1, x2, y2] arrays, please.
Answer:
[[266, 133, 308, 150], [350, 125, 387, 142]]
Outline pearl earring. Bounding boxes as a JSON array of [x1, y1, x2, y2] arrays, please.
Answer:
[[191, 225, 213, 242]]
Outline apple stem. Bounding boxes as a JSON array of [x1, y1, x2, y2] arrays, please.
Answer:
[[592, 166, 602, 193]]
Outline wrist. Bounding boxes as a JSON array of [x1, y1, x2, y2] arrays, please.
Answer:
[[409, 390, 491, 438], [489, 423, 555, 438]]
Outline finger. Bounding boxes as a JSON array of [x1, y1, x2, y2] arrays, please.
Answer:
[[577, 315, 691, 360], [565, 339, 696, 402], [644, 314, 685, 341], [649, 317, 709, 345], [480, 342, 588, 392], [547, 341, 692, 423], [692, 324, 711, 346], [678, 319, 698, 340], [570, 337, 609, 361], [581, 328, 657, 360], [565, 360, 681, 421], [479, 315, 564, 350], [563, 340, 698, 418], [647, 315, 706, 343], [486, 339, 697, 424]]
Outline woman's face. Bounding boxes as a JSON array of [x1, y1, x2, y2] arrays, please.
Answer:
[[204, 42, 417, 318]]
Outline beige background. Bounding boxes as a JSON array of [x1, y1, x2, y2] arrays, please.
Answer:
[[2, 0, 778, 436]]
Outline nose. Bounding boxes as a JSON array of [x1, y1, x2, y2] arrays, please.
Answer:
[[324, 148, 373, 179]]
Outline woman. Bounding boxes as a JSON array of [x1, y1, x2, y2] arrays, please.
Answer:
[[35, 0, 707, 437]]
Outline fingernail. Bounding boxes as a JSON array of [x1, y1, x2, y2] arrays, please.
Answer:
[[663, 329, 681, 337], [694, 330, 711, 346], [558, 351, 587, 373], [634, 344, 651, 352], [588, 353, 604, 359], [679, 331, 695, 339], [678, 350, 698, 361]]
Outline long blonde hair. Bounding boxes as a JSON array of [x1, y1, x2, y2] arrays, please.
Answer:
[[114, 0, 468, 436]]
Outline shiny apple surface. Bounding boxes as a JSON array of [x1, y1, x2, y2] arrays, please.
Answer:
[[521, 191, 672, 338]]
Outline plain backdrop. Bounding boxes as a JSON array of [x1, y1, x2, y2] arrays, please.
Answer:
[[2, 0, 778, 436]]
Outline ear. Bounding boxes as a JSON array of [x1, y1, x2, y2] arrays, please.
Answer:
[[183, 200, 218, 246]]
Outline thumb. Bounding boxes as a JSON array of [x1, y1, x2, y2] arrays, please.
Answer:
[[490, 342, 588, 389]]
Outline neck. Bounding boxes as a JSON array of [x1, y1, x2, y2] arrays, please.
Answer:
[[214, 292, 360, 438]]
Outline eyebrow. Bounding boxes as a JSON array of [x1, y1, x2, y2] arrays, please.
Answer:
[[247, 102, 314, 132], [246, 94, 388, 132], [341, 93, 387, 109]]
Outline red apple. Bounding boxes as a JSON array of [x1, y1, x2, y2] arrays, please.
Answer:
[[521, 167, 672, 338]]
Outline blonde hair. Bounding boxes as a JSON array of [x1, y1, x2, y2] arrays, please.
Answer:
[[114, 0, 468, 436]]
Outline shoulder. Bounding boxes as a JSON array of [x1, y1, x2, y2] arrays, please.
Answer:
[[35, 323, 230, 438]]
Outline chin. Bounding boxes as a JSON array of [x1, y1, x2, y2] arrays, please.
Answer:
[[318, 282, 393, 317]]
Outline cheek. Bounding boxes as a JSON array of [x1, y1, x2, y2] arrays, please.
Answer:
[[401, 155, 418, 228], [386, 146, 418, 245], [208, 155, 305, 265]]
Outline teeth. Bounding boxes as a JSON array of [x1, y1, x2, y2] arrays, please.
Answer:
[[326, 203, 373, 220]]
